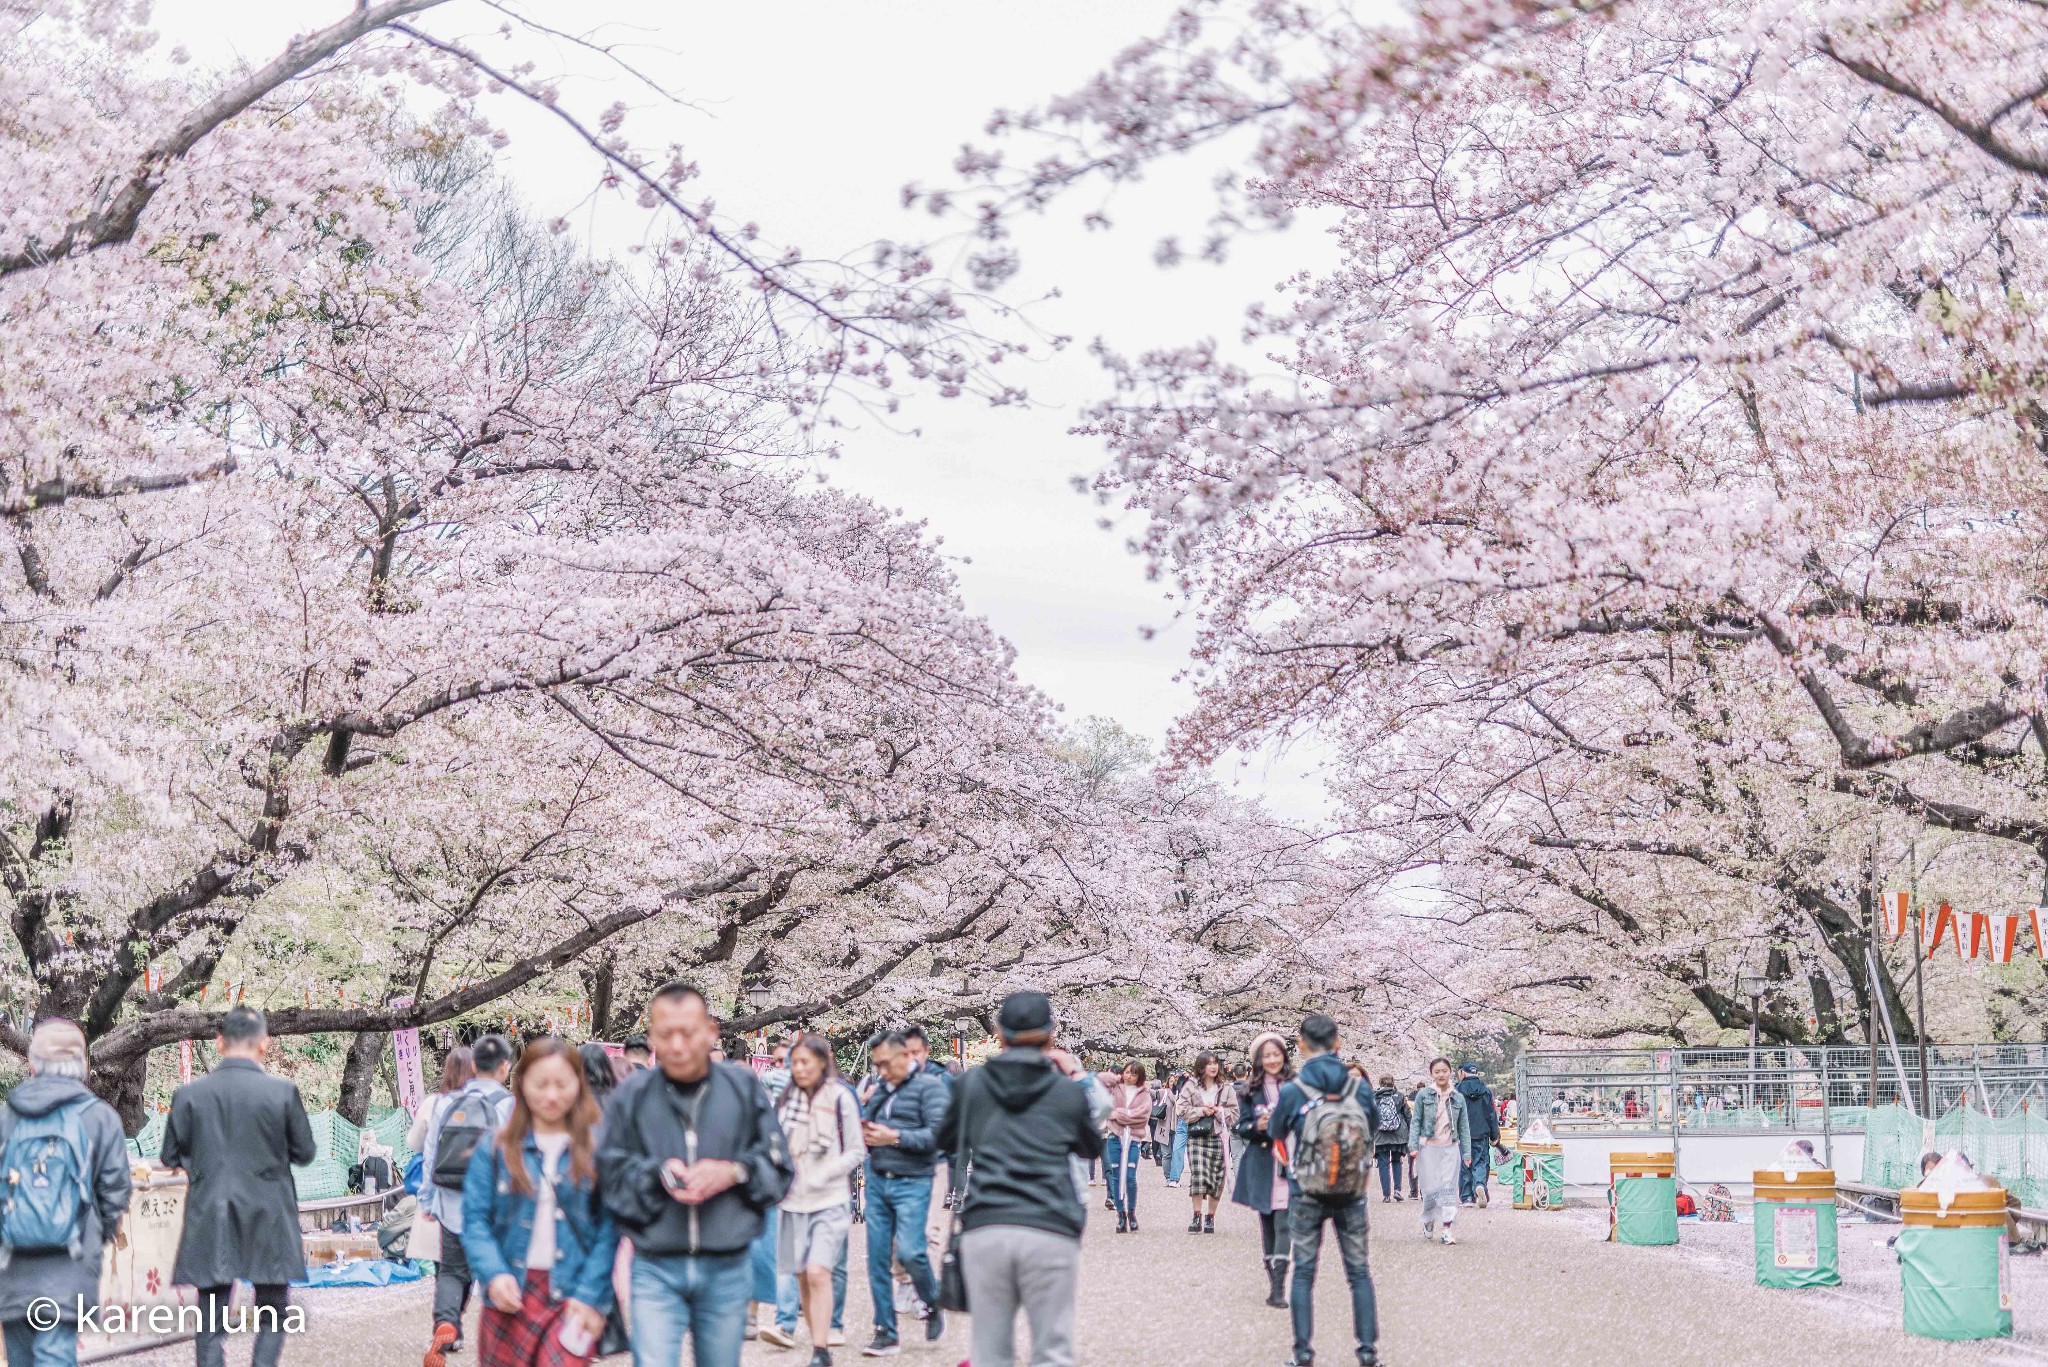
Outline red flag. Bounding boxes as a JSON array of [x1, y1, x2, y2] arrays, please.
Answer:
[[1927, 902, 1962, 958]]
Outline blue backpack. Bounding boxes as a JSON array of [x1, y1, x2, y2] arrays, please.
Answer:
[[1, 1099, 93, 1258]]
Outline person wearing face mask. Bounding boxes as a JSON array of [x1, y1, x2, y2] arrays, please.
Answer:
[[460, 1037, 618, 1367], [1408, 1058, 1472, 1245]]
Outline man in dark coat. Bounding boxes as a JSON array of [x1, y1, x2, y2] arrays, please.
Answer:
[[1454, 1062, 1502, 1206], [0, 1019, 131, 1367], [158, 1006, 315, 1367]]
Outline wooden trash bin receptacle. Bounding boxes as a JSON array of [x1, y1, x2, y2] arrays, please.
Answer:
[[1753, 1167, 1839, 1288], [1608, 1151, 1677, 1245]]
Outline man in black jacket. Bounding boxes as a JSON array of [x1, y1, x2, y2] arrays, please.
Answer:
[[1455, 1063, 1502, 1206], [599, 982, 793, 1367], [933, 991, 1105, 1367], [858, 1031, 951, 1355], [158, 1007, 316, 1367]]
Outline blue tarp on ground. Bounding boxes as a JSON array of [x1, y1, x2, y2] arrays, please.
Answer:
[[294, 1259, 426, 1289]]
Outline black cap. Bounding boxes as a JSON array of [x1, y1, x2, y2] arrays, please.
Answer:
[[996, 990, 1053, 1035], [1459, 1061, 1479, 1074]]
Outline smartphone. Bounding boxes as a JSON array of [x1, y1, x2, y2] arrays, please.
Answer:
[[556, 1317, 596, 1357]]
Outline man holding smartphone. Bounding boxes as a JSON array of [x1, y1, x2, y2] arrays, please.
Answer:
[[599, 983, 793, 1367]]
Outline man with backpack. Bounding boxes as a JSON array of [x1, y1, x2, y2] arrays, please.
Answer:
[[158, 1006, 316, 1367], [1454, 1062, 1502, 1207], [1369, 1075, 1409, 1204], [0, 1019, 131, 1367], [420, 1033, 514, 1367], [1267, 1015, 1379, 1367]]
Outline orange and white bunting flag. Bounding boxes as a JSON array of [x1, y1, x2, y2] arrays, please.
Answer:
[[1968, 911, 1991, 960], [1989, 914, 2022, 965], [1927, 902, 1962, 958], [1891, 892, 1910, 940], [2032, 910, 2046, 961]]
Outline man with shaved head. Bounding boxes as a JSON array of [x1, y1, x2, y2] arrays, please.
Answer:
[[0, 1019, 132, 1367]]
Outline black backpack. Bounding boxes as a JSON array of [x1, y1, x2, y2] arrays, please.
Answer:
[[1373, 1090, 1404, 1135], [430, 1087, 497, 1188]]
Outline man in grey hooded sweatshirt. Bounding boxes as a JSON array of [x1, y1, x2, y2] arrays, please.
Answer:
[[0, 1019, 132, 1367]]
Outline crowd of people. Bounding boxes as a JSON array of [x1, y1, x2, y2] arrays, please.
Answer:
[[0, 997, 1515, 1367]]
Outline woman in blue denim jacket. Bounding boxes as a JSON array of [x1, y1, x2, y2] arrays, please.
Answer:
[[462, 1036, 619, 1367]]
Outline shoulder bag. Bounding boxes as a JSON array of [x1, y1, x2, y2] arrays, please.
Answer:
[[936, 1075, 977, 1313]]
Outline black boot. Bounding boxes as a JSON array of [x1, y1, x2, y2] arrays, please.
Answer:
[[1189, 1213, 1203, 1233], [1115, 1211, 1129, 1233], [1204, 1214, 1216, 1233], [1265, 1258, 1289, 1308]]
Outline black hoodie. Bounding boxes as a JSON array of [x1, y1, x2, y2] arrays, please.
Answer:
[[934, 1048, 1104, 1239]]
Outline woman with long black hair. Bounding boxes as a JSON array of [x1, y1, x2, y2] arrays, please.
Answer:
[[1178, 1052, 1237, 1233], [1230, 1031, 1295, 1307]]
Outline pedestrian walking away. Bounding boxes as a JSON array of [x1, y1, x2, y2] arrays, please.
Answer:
[[422, 1034, 517, 1367], [1231, 1032, 1294, 1309], [1404, 1079, 1426, 1201], [1409, 1058, 1471, 1244], [0, 1020, 132, 1367], [772, 1036, 866, 1367], [1163, 1070, 1190, 1188], [1176, 1053, 1237, 1233], [1268, 1016, 1379, 1367], [932, 990, 1104, 1367], [1455, 1062, 1501, 1207], [1369, 1076, 1410, 1205], [460, 1036, 619, 1367], [1098, 1063, 1150, 1234], [157, 1006, 315, 1367], [597, 982, 794, 1367], [856, 1031, 951, 1356]]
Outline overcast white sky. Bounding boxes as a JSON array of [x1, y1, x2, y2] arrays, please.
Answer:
[[156, 0, 1340, 818]]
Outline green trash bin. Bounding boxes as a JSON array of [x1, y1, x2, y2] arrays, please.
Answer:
[[1898, 1185, 2013, 1341], [1609, 1151, 1677, 1245], [1753, 1168, 1840, 1288]]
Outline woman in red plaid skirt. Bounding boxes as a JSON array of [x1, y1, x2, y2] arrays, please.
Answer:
[[460, 1036, 621, 1367]]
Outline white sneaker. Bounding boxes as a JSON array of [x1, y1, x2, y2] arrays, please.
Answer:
[[828, 1331, 846, 1347], [1441, 1227, 1457, 1245], [758, 1327, 799, 1350], [1475, 1186, 1489, 1209]]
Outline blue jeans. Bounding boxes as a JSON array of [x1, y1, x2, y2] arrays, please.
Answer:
[[750, 1207, 780, 1302], [1375, 1147, 1404, 1200], [1166, 1120, 1188, 1184], [630, 1249, 751, 1367], [1459, 1149, 1489, 1202], [776, 1226, 848, 1333], [1289, 1196, 1378, 1364], [865, 1171, 939, 1339], [3, 1321, 78, 1367], [1103, 1134, 1141, 1217]]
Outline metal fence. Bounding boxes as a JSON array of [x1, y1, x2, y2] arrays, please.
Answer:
[[1515, 1044, 2048, 1138]]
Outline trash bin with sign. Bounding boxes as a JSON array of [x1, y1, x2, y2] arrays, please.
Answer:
[[1753, 1166, 1839, 1288], [1608, 1151, 1677, 1245]]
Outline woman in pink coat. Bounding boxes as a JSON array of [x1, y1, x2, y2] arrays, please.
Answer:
[[1099, 1062, 1153, 1233]]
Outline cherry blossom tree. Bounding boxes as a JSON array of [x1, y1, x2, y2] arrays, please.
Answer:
[[952, 0, 2048, 1045]]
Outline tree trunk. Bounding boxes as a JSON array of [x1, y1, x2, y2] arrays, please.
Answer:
[[337, 1029, 389, 1125], [92, 1052, 151, 1137], [585, 955, 615, 1039]]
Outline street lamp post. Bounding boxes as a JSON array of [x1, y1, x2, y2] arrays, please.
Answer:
[[1739, 973, 1767, 1111]]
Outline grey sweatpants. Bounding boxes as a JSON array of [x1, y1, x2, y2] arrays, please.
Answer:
[[960, 1224, 1080, 1367]]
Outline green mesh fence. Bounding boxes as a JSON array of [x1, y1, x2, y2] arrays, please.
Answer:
[[1860, 1101, 2048, 1205], [120, 1105, 414, 1202]]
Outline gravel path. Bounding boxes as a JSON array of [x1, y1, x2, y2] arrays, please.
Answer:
[[85, 1161, 2048, 1366]]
